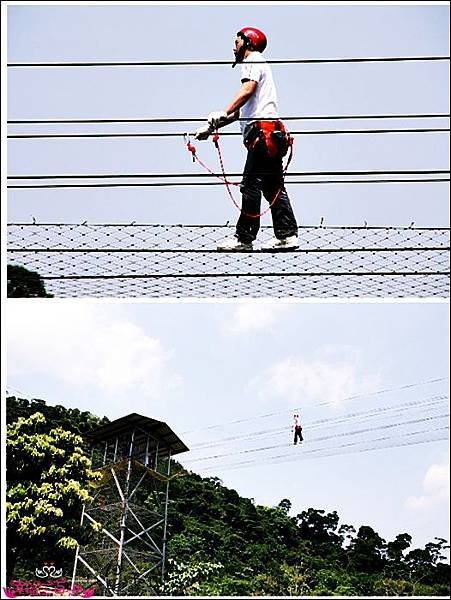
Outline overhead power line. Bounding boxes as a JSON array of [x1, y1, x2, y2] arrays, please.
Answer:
[[7, 113, 450, 124], [7, 55, 450, 68]]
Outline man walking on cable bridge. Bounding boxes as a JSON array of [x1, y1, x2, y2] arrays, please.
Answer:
[[195, 27, 299, 252]]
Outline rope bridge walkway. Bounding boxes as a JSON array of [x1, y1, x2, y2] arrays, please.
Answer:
[[7, 223, 450, 298]]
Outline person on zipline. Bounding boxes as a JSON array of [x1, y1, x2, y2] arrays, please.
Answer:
[[293, 413, 304, 445], [195, 27, 299, 252]]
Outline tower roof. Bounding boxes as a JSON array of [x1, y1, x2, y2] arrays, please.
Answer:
[[86, 413, 189, 456]]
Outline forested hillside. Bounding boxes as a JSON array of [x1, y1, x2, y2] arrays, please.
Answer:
[[6, 396, 450, 596]]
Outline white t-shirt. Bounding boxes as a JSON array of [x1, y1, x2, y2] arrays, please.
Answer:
[[239, 51, 279, 134]]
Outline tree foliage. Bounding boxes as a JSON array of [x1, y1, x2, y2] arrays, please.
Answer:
[[7, 264, 53, 298], [6, 412, 101, 581], [165, 471, 450, 596], [7, 395, 109, 435]]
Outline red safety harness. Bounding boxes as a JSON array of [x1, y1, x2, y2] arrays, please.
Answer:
[[186, 120, 294, 219]]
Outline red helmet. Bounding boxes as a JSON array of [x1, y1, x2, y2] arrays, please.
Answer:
[[237, 27, 267, 53]]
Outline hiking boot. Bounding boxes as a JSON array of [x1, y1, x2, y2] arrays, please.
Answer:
[[261, 235, 299, 251], [217, 237, 253, 252]]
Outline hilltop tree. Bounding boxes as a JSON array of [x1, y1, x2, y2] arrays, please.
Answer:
[[6, 395, 109, 435], [296, 507, 343, 549], [277, 498, 292, 514], [347, 525, 387, 574]]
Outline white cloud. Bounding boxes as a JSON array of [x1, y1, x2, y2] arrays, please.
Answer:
[[248, 348, 381, 408], [405, 456, 450, 511], [222, 303, 287, 335], [7, 302, 182, 398]]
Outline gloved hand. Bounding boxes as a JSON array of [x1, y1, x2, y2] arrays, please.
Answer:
[[207, 110, 228, 129], [194, 124, 212, 141]]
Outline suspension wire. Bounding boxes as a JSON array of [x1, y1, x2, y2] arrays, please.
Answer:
[[8, 247, 448, 254], [26, 271, 451, 281], [7, 55, 450, 68], [7, 127, 450, 139], [187, 402, 449, 460], [200, 425, 449, 470], [7, 178, 450, 189], [6, 223, 448, 230], [197, 429, 449, 474], [181, 377, 449, 435], [183, 413, 449, 465], [7, 113, 450, 125], [187, 394, 449, 451], [8, 169, 450, 180]]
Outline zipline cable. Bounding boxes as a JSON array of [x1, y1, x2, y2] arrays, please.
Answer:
[[197, 428, 449, 473], [181, 377, 449, 435], [187, 394, 449, 451], [183, 413, 449, 464], [7, 55, 450, 68], [7, 127, 450, 139]]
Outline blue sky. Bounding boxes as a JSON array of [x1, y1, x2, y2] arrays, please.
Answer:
[[6, 300, 450, 553]]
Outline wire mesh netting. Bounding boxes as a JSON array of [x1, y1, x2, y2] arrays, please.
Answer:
[[7, 224, 450, 298]]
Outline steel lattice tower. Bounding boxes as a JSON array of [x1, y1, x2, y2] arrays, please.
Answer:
[[71, 413, 189, 596]]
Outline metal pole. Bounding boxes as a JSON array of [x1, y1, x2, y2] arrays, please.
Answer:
[[71, 504, 86, 590], [144, 434, 150, 466], [161, 449, 171, 582], [114, 429, 135, 595], [103, 441, 108, 466], [154, 441, 159, 471], [113, 435, 119, 463]]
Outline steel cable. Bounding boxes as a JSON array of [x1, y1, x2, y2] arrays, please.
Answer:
[[7, 55, 450, 67], [7, 127, 450, 139], [7, 113, 450, 125], [197, 428, 449, 473], [186, 395, 449, 451]]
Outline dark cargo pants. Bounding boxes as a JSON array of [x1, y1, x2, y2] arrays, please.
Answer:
[[236, 136, 298, 244]]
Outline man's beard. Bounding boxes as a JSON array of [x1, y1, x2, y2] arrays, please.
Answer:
[[232, 47, 246, 68]]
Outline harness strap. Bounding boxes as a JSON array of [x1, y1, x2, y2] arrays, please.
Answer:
[[185, 127, 294, 219]]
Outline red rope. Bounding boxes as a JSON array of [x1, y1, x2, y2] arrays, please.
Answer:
[[186, 131, 294, 219]]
